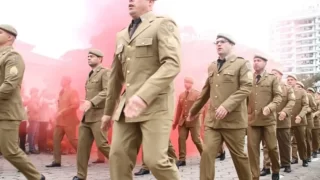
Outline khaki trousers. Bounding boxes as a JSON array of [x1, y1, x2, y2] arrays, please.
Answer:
[[109, 119, 180, 180], [178, 125, 203, 160], [0, 120, 42, 180], [200, 127, 251, 180]]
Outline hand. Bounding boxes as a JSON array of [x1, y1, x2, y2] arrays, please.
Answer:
[[295, 116, 302, 124], [124, 95, 147, 118], [186, 113, 197, 122], [263, 107, 271, 116], [215, 106, 228, 120], [172, 123, 177, 130], [278, 111, 287, 121], [101, 115, 112, 131], [56, 111, 63, 118], [80, 100, 92, 112]]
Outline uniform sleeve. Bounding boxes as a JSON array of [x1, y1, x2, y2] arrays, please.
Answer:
[[104, 42, 125, 116], [309, 95, 318, 112], [0, 52, 25, 99], [298, 90, 309, 118], [91, 70, 110, 106], [173, 94, 182, 126], [281, 87, 295, 116], [314, 101, 320, 117], [190, 78, 210, 116], [135, 18, 181, 105], [266, 77, 282, 112], [221, 60, 253, 112]]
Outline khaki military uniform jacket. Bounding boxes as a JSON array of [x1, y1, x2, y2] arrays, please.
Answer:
[[104, 11, 181, 122], [56, 87, 80, 126], [0, 46, 26, 121], [248, 71, 282, 126], [190, 54, 253, 129], [291, 88, 308, 126], [313, 100, 320, 129], [173, 89, 200, 127], [306, 93, 317, 128], [84, 66, 110, 123], [276, 83, 295, 128]]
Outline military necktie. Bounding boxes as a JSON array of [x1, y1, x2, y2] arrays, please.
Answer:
[[129, 18, 141, 38], [217, 59, 226, 70], [89, 70, 93, 78], [256, 74, 261, 84]]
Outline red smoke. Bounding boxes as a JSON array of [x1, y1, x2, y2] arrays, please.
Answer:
[[15, 0, 282, 164]]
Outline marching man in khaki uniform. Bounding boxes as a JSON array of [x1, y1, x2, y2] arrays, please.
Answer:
[[188, 34, 253, 180], [306, 87, 317, 162], [46, 76, 79, 168], [262, 68, 295, 174], [100, 0, 181, 179], [287, 76, 309, 167], [134, 141, 178, 176], [0, 24, 45, 180], [172, 77, 203, 166], [73, 49, 111, 180], [312, 92, 320, 158], [247, 54, 282, 180]]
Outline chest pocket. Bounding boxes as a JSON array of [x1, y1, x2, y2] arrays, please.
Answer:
[[222, 70, 235, 83], [135, 38, 153, 58], [260, 82, 271, 92]]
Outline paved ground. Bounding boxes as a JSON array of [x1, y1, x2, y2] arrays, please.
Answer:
[[1, 151, 320, 180]]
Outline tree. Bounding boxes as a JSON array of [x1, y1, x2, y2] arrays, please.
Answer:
[[296, 73, 320, 89]]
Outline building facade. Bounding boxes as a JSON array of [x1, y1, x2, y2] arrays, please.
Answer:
[[270, 4, 320, 75]]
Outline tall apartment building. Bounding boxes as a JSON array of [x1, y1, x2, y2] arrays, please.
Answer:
[[270, 5, 320, 75]]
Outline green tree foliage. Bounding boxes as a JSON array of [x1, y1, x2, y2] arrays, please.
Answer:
[[296, 73, 320, 89]]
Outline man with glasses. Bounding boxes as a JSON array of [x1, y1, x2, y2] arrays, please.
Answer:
[[188, 34, 253, 180]]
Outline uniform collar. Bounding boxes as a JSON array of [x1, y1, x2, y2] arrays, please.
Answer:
[[0, 45, 12, 53]]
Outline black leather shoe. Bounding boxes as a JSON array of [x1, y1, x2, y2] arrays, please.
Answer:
[[272, 173, 280, 180], [302, 160, 308, 167], [92, 159, 105, 164], [307, 157, 311, 162], [284, 166, 291, 173], [219, 151, 226, 161], [134, 168, 150, 176], [40, 174, 45, 180], [312, 152, 317, 158], [176, 160, 186, 167], [260, 168, 271, 176], [72, 176, 84, 180], [291, 159, 298, 164], [45, 162, 61, 168]]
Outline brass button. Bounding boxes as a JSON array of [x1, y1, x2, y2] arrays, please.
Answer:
[[127, 83, 130, 87], [127, 57, 130, 61], [127, 70, 130, 74]]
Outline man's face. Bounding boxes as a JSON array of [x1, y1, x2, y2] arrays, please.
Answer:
[[0, 29, 11, 46], [287, 77, 296, 86], [88, 54, 101, 67], [128, 0, 153, 18], [60, 77, 71, 88], [215, 37, 232, 57], [184, 80, 193, 90], [253, 58, 266, 72], [271, 70, 282, 80]]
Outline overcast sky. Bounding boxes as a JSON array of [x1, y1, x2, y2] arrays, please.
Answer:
[[0, 0, 319, 59]]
